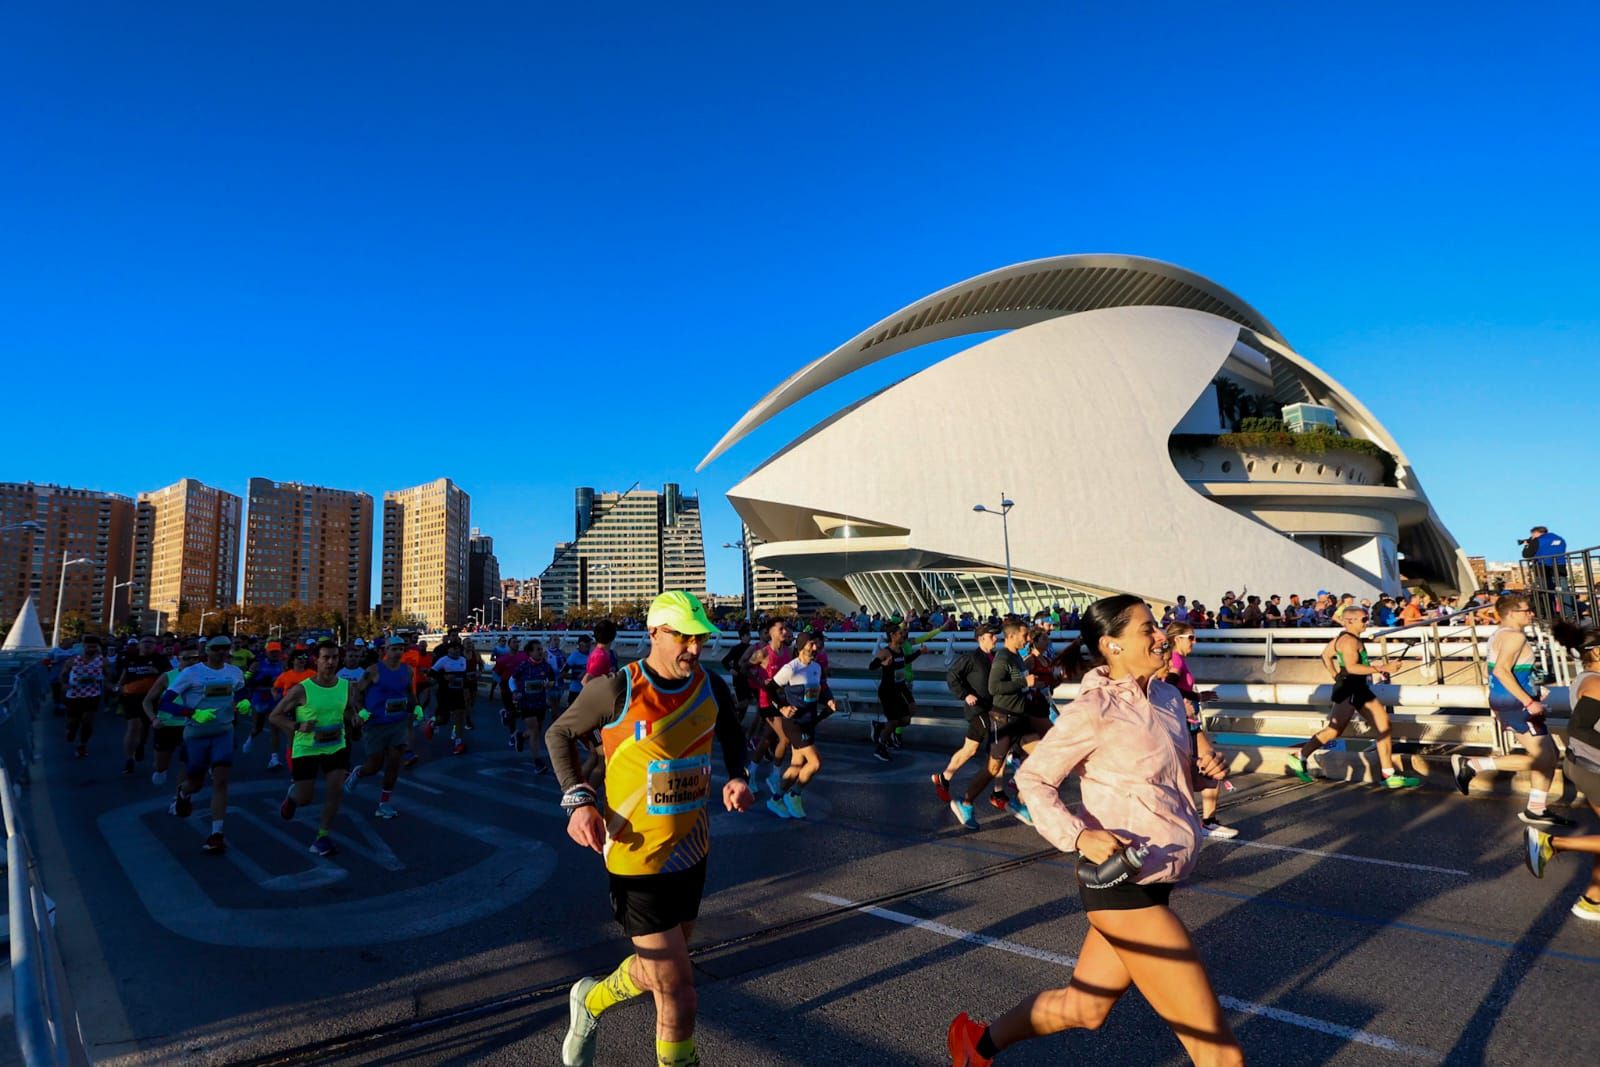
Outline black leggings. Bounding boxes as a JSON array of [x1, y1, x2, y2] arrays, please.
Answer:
[[65, 697, 99, 744]]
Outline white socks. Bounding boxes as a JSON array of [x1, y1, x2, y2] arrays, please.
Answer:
[[1469, 756, 1497, 773], [1527, 789, 1548, 815]]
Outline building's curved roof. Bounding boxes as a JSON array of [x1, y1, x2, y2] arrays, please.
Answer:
[[697, 254, 1284, 470]]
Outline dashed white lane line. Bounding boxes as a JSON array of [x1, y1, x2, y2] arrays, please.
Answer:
[[806, 892, 1437, 1060]]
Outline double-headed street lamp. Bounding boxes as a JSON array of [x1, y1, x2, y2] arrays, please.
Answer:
[[51, 551, 93, 649], [972, 493, 1017, 616], [722, 535, 753, 620]]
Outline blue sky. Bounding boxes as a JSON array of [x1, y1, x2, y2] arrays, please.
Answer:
[[4, 3, 1597, 596]]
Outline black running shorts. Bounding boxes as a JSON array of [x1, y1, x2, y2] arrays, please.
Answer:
[[292, 747, 352, 782], [609, 859, 707, 937], [1079, 879, 1175, 912], [964, 711, 990, 744], [153, 725, 184, 753], [1330, 675, 1375, 707]]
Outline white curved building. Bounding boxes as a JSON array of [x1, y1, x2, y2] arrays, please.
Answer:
[[699, 255, 1475, 617]]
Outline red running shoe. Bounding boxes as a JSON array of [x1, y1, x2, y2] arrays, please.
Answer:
[[947, 1012, 993, 1067], [932, 773, 952, 804], [452, 738, 466, 756], [989, 791, 1009, 811]]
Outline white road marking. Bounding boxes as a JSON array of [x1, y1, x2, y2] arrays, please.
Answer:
[[1208, 838, 1469, 877], [98, 783, 555, 948], [807, 892, 1437, 1060]]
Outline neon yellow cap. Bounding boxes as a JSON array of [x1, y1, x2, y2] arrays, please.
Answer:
[[646, 591, 717, 635]]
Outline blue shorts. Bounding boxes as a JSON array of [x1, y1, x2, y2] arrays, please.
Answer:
[[1489, 696, 1548, 737], [183, 731, 235, 773]]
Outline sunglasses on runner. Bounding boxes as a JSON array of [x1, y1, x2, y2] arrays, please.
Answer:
[[657, 627, 712, 647]]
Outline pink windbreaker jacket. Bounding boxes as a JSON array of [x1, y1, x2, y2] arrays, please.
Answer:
[[1014, 666, 1202, 885]]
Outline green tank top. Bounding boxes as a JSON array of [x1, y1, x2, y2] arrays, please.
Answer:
[[292, 677, 349, 758], [155, 668, 187, 728], [1334, 640, 1370, 673]]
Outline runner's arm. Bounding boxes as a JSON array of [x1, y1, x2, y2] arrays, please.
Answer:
[[1570, 677, 1600, 753], [1013, 698, 1099, 853], [946, 654, 977, 701], [267, 686, 307, 736], [705, 672, 749, 782], [546, 674, 621, 792], [142, 673, 168, 721]]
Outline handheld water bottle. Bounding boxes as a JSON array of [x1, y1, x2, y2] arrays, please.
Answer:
[[1076, 843, 1150, 890]]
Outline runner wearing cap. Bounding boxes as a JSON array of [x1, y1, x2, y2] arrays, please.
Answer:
[[551, 592, 753, 1067], [165, 635, 250, 853], [242, 641, 286, 758], [935, 622, 1000, 805], [269, 640, 358, 855], [142, 643, 201, 785]]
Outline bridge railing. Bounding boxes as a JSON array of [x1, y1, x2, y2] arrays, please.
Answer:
[[0, 654, 92, 1067]]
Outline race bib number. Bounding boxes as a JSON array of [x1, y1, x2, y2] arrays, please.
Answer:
[[646, 755, 711, 816], [313, 725, 344, 744], [803, 686, 821, 703], [446, 676, 464, 690], [384, 697, 408, 713], [203, 683, 234, 697]]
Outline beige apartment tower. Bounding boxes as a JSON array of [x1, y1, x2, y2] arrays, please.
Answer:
[[131, 479, 241, 632], [0, 482, 135, 636], [381, 478, 470, 631], [242, 479, 374, 619]]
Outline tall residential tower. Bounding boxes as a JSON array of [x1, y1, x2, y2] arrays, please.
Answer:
[[538, 484, 706, 616], [1, 482, 134, 636], [131, 479, 240, 633], [242, 479, 373, 619], [381, 478, 470, 631]]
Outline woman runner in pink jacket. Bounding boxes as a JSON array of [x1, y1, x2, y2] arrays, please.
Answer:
[[948, 594, 1244, 1067]]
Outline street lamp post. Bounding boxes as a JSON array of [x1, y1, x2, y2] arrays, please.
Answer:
[[489, 595, 503, 628], [594, 564, 613, 615], [51, 551, 92, 649], [198, 610, 218, 637], [108, 576, 134, 632], [233, 617, 249, 637], [722, 535, 753, 620], [972, 493, 1017, 615]]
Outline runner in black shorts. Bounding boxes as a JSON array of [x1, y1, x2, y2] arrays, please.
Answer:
[[762, 633, 836, 819], [116, 634, 168, 775], [871, 626, 924, 762], [935, 623, 1000, 805], [1286, 604, 1417, 789], [269, 641, 357, 857], [548, 592, 753, 1067]]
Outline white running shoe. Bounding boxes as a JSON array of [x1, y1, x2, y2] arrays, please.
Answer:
[[266, 752, 283, 771], [1201, 819, 1239, 840], [562, 977, 599, 1067], [343, 768, 362, 794], [374, 803, 398, 819]]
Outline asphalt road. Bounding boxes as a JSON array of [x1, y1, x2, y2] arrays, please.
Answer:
[[21, 695, 1600, 1067]]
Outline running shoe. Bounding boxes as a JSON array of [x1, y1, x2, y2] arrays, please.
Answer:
[[344, 768, 362, 794], [1202, 818, 1239, 840], [1383, 773, 1422, 789], [423, 721, 436, 741], [931, 773, 951, 804], [452, 738, 467, 756], [266, 752, 283, 771], [872, 743, 891, 763], [202, 832, 226, 854], [1520, 808, 1577, 828], [1525, 826, 1554, 877], [122, 759, 135, 775], [950, 799, 978, 830], [1004, 752, 1022, 775], [1450, 754, 1475, 796], [1286, 751, 1313, 782], [1009, 800, 1034, 827], [150, 770, 166, 786], [783, 792, 806, 819], [563, 977, 600, 1067], [1573, 896, 1600, 922], [947, 1012, 993, 1067], [310, 835, 339, 858], [505, 735, 517, 751], [403, 751, 420, 768], [766, 767, 785, 796], [170, 792, 193, 818], [989, 791, 1009, 811], [374, 804, 398, 819], [241, 733, 254, 754], [280, 795, 298, 820], [766, 797, 792, 819]]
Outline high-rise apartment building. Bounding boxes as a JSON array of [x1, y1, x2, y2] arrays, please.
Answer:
[[381, 478, 470, 631], [1, 482, 134, 637], [468, 528, 501, 623], [743, 526, 827, 618], [242, 479, 373, 619], [538, 484, 706, 616], [131, 479, 241, 632]]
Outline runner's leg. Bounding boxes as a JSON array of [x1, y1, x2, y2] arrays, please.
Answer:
[[986, 924, 1130, 1049]]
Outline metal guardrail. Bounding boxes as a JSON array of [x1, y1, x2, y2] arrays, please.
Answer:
[[1519, 541, 1598, 630], [0, 654, 92, 1066]]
